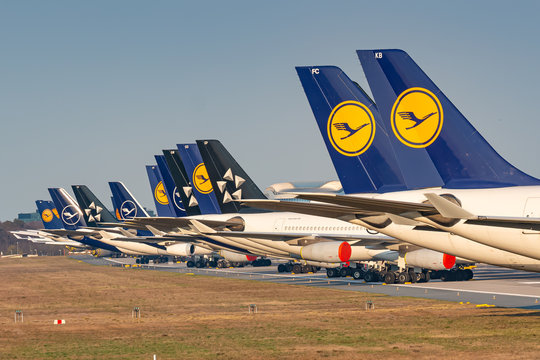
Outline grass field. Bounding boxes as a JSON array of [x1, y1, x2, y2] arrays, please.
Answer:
[[0, 257, 539, 359]]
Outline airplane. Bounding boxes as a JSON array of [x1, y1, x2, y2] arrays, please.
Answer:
[[109, 179, 264, 266], [121, 139, 461, 281], [238, 63, 540, 277], [351, 49, 540, 261], [10, 200, 84, 247], [48, 186, 200, 260]]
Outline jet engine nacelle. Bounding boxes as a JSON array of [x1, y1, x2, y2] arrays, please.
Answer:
[[193, 246, 214, 256], [165, 243, 195, 257], [405, 249, 456, 270], [92, 249, 114, 257], [300, 241, 351, 263], [220, 250, 257, 263]]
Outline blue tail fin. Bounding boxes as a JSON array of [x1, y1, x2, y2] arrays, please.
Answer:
[[162, 149, 202, 216], [155, 155, 187, 217], [35, 200, 63, 230], [146, 165, 176, 217], [196, 139, 266, 213], [357, 49, 540, 188], [177, 143, 222, 214], [72, 185, 119, 226], [48, 188, 87, 230], [108, 182, 149, 219], [295, 66, 443, 194]]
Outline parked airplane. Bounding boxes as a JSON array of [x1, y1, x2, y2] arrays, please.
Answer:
[[239, 63, 540, 275], [11, 200, 84, 247], [352, 49, 540, 261]]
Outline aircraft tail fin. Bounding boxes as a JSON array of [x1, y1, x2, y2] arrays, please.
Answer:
[[162, 149, 202, 216], [146, 165, 176, 217], [177, 143, 222, 214], [196, 139, 266, 213], [72, 185, 118, 226], [108, 182, 150, 220], [295, 65, 443, 193], [155, 155, 188, 217], [357, 49, 540, 188], [48, 188, 87, 230], [35, 200, 63, 230]]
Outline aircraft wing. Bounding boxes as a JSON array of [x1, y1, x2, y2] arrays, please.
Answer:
[[206, 230, 398, 247], [423, 193, 540, 231], [240, 199, 381, 219], [120, 217, 242, 232], [289, 193, 437, 215]]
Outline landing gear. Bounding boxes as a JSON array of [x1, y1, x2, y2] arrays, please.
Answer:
[[363, 271, 376, 283], [326, 268, 338, 278], [383, 271, 395, 284], [352, 269, 365, 280], [277, 262, 319, 274], [251, 258, 272, 267], [397, 272, 410, 284], [435, 269, 473, 282]]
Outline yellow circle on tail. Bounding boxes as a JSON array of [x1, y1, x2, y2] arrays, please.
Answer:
[[42, 209, 53, 223], [193, 163, 213, 194], [327, 101, 376, 157], [391, 87, 443, 148], [154, 181, 169, 205]]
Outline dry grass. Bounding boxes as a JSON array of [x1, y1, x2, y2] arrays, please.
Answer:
[[0, 257, 539, 359]]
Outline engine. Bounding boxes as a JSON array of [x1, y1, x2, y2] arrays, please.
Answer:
[[405, 249, 456, 270], [220, 249, 257, 263], [300, 241, 351, 263], [92, 249, 115, 257], [164, 243, 195, 257], [192, 246, 214, 256]]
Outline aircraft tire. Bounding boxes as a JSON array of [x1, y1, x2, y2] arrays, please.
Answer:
[[352, 269, 364, 280], [397, 272, 409, 284], [384, 272, 396, 284], [363, 271, 375, 283], [326, 268, 337, 278]]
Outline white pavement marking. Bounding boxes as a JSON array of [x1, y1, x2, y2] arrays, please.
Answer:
[[395, 284, 540, 299]]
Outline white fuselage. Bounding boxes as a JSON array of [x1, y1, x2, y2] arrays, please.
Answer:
[[346, 186, 540, 272], [190, 211, 397, 263]]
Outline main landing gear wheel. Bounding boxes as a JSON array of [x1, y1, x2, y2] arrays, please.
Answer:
[[397, 272, 410, 284], [352, 269, 364, 280], [326, 268, 338, 278], [363, 271, 376, 283], [384, 272, 396, 284]]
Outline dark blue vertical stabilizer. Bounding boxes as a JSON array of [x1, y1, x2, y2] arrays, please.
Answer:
[[357, 49, 540, 188], [109, 182, 150, 220], [162, 149, 202, 216], [36, 200, 63, 230], [296, 66, 443, 194], [155, 155, 187, 217], [146, 165, 176, 217], [177, 143, 222, 214], [48, 188, 87, 230]]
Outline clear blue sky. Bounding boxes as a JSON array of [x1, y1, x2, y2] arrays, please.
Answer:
[[1, 1, 539, 220]]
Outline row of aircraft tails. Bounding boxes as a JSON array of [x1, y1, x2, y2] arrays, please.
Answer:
[[13, 49, 540, 284]]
